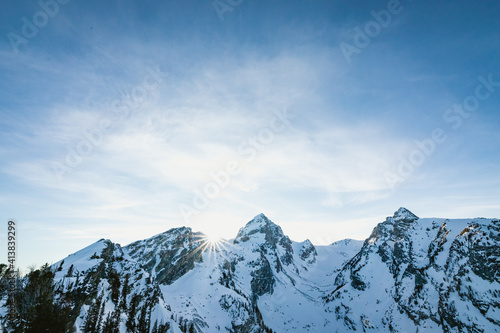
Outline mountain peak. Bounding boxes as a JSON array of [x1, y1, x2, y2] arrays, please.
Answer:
[[238, 213, 275, 231], [240, 213, 272, 229], [235, 214, 285, 244], [393, 207, 418, 222], [252, 213, 270, 222]]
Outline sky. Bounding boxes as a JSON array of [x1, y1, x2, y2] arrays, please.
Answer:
[[1, 0, 499, 271]]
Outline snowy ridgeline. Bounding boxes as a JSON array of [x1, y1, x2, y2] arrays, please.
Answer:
[[2, 208, 499, 332]]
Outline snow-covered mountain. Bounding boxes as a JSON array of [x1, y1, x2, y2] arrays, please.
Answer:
[[5, 208, 500, 332]]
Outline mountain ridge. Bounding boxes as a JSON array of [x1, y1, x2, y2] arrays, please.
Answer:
[[2, 208, 499, 333]]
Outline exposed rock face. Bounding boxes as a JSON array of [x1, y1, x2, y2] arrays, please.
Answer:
[[126, 226, 204, 285], [299, 239, 317, 263], [250, 252, 275, 298]]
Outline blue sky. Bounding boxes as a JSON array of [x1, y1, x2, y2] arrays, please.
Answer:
[[1, 0, 499, 271]]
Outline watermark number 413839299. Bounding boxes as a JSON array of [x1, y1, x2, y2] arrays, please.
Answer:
[[7, 221, 16, 268], [7, 220, 17, 323]]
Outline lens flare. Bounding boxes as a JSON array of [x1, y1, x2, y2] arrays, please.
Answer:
[[197, 231, 231, 263], [205, 234, 222, 246]]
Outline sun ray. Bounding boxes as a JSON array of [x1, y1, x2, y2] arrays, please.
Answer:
[[191, 231, 233, 266]]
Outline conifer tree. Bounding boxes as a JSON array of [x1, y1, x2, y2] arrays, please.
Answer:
[[81, 294, 104, 333], [102, 310, 121, 333], [12, 264, 74, 332], [125, 293, 141, 332], [137, 304, 150, 333]]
